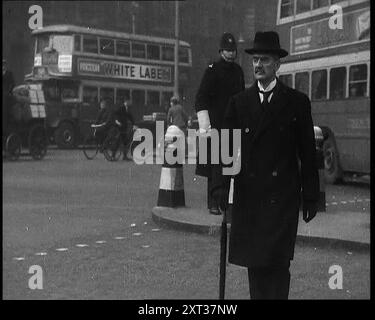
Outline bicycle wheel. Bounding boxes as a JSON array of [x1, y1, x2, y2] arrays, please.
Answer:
[[82, 135, 99, 160], [103, 133, 122, 162], [6, 133, 22, 161]]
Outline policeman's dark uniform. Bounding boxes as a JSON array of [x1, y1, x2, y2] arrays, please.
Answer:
[[195, 33, 245, 213]]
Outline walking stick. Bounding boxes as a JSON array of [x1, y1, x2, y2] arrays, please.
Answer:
[[218, 177, 233, 300], [219, 205, 227, 300]]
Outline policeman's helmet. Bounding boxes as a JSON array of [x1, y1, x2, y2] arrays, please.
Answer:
[[219, 32, 237, 52]]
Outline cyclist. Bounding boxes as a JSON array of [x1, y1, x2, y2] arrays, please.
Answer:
[[114, 99, 135, 160], [91, 97, 114, 149]]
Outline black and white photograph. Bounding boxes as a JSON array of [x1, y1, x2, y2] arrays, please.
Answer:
[[2, 0, 370, 302]]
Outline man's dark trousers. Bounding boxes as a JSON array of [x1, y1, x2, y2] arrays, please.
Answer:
[[247, 261, 291, 299]]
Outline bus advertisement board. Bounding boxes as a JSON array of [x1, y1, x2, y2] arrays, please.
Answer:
[[77, 58, 172, 83], [290, 8, 370, 55]]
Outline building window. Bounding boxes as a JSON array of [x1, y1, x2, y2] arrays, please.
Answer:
[[279, 74, 293, 87], [349, 64, 367, 97], [100, 87, 115, 104], [312, 0, 328, 9], [312, 69, 327, 100], [83, 36, 98, 54], [116, 40, 130, 57], [74, 35, 81, 52], [295, 72, 310, 97], [179, 47, 189, 63], [147, 44, 161, 60], [132, 42, 146, 59], [162, 46, 174, 61], [100, 38, 114, 55], [116, 88, 130, 106], [280, 0, 294, 18], [329, 67, 346, 99], [83, 86, 98, 104], [296, 0, 311, 14]]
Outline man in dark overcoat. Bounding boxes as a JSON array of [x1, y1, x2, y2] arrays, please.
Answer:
[[222, 31, 319, 299], [195, 32, 245, 214]]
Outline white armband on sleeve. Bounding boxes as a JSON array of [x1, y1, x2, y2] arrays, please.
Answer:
[[197, 110, 211, 132]]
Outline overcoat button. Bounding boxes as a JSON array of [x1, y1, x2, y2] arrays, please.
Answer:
[[272, 171, 278, 176], [245, 128, 250, 133]]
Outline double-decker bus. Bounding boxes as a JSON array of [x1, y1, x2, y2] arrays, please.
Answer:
[[275, 0, 370, 183], [25, 25, 192, 148]]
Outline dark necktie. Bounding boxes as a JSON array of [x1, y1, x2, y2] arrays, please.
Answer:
[[259, 90, 273, 109]]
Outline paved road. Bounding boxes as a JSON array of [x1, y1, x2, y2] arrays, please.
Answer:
[[2, 149, 370, 299]]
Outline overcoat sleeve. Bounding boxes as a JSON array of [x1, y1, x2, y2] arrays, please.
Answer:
[[295, 94, 320, 203], [195, 66, 216, 112]]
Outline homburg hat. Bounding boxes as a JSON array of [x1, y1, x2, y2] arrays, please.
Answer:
[[245, 31, 288, 58]]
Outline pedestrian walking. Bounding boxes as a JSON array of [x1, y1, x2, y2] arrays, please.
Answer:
[[167, 96, 188, 132], [3, 59, 15, 134], [220, 31, 319, 299], [114, 99, 135, 160], [195, 32, 245, 215]]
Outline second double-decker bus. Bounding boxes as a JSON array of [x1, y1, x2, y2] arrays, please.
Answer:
[[276, 0, 370, 183], [24, 25, 193, 148]]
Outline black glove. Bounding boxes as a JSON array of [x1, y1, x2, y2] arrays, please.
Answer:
[[303, 200, 318, 223]]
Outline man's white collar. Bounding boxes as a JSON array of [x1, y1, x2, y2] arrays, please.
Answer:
[[257, 78, 277, 92]]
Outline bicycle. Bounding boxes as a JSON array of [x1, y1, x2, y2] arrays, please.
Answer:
[[82, 125, 121, 161]]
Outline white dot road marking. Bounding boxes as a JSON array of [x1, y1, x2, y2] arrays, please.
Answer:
[[349, 200, 355, 203], [76, 244, 89, 248], [143, 222, 148, 225], [152, 228, 161, 232], [35, 252, 47, 256], [331, 202, 338, 205], [356, 199, 363, 202], [341, 201, 347, 204], [114, 236, 125, 240], [132, 233, 142, 236], [95, 240, 106, 244], [364, 199, 370, 202], [130, 223, 136, 227], [56, 248, 69, 252], [142, 245, 150, 248], [13, 257, 25, 261]]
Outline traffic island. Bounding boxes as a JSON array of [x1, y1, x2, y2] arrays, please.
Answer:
[[152, 206, 370, 251]]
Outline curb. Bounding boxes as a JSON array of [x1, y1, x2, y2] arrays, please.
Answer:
[[152, 206, 370, 252]]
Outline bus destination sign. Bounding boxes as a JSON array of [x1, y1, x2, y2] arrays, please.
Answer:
[[291, 8, 370, 55], [77, 58, 172, 83]]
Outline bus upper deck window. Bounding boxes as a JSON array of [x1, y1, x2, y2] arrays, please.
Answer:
[[279, 74, 292, 87], [330, 67, 346, 100], [147, 44, 160, 60], [83, 36, 98, 54], [312, 0, 329, 10], [179, 47, 189, 63], [51, 35, 73, 53], [132, 43, 146, 59], [36, 35, 50, 53], [280, 0, 294, 18], [295, 72, 310, 97], [74, 35, 81, 52], [312, 70, 327, 100], [349, 64, 367, 97], [162, 46, 174, 61], [296, 0, 311, 14], [116, 40, 130, 57], [100, 38, 114, 55]]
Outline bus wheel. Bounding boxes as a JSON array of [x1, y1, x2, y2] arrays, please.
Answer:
[[323, 135, 342, 184], [55, 122, 76, 149]]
